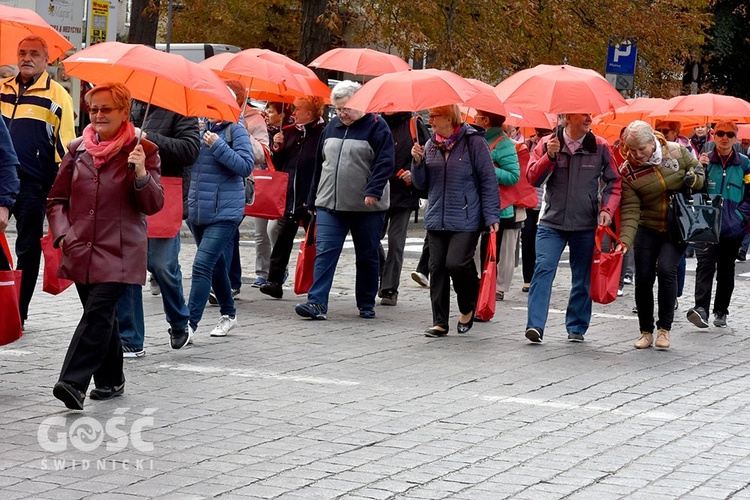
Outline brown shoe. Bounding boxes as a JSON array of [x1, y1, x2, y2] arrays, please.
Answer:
[[655, 328, 670, 349], [634, 332, 653, 349]]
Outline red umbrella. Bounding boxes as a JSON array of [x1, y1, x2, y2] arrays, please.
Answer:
[[344, 69, 479, 113], [648, 93, 750, 124], [593, 97, 670, 127], [309, 48, 410, 77], [239, 48, 318, 79], [63, 42, 240, 122], [0, 5, 74, 64], [494, 64, 627, 115], [201, 52, 304, 97]]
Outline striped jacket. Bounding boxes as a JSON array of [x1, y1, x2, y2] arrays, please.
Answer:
[[0, 72, 75, 185]]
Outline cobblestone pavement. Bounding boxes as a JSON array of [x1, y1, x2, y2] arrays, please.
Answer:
[[2, 225, 750, 499]]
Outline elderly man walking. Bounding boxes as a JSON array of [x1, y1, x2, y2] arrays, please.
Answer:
[[524, 114, 621, 343], [0, 36, 75, 328]]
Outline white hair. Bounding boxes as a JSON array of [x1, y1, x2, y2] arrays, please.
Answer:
[[331, 80, 361, 102]]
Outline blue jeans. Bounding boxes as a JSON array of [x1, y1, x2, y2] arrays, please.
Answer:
[[188, 220, 238, 330], [117, 235, 189, 350], [221, 227, 242, 290], [527, 225, 595, 335], [307, 209, 386, 311]]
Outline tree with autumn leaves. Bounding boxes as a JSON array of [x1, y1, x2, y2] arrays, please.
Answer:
[[129, 0, 748, 99]]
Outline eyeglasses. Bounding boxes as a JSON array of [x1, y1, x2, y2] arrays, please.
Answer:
[[428, 114, 444, 120], [334, 107, 353, 115], [656, 129, 672, 135], [474, 115, 487, 120], [715, 131, 736, 138], [88, 106, 119, 115]]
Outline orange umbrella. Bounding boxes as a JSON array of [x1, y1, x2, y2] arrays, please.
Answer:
[[345, 69, 479, 113], [309, 48, 410, 77], [0, 5, 74, 64], [239, 48, 318, 79], [738, 124, 750, 141], [200, 52, 298, 95], [494, 64, 627, 115], [593, 97, 669, 127], [648, 93, 750, 124], [464, 79, 507, 116], [62, 42, 240, 122]]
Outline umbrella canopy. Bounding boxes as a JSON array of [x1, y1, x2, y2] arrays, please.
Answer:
[[494, 64, 627, 115], [648, 93, 750, 124], [0, 5, 74, 64], [239, 48, 318, 79], [738, 124, 750, 141], [309, 48, 410, 77], [63, 42, 240, 122], [464, 79, 507, 116], [593, 97, 670, 127], [201, 52, 303, 96], [345, 69, 479, 113]]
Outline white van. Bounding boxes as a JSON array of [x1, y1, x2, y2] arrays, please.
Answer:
[[155, 43, 241, 63]]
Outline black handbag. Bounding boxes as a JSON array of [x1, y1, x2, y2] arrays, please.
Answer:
[[667, 190, 722, 245]]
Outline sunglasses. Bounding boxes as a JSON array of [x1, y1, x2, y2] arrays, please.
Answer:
[[656, 129, 673, 135], [88, 106, 119, 115], [715, 131, 736, 138]]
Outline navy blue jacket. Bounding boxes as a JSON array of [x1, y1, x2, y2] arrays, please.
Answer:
[[0, 117, 19, 210], [412, 123, 500, 231], [187, 121, 254, 226]]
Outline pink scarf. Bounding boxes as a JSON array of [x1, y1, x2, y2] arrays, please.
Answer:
[[82, 122, 136, 168]]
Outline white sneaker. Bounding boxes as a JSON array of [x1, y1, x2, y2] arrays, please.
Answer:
[[210, 315, 237, 337], [149, 273, 161, 296], [411, 271, 429, 287]]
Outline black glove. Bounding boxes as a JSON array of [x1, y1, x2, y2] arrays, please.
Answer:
[[683, 171, 696, 188]]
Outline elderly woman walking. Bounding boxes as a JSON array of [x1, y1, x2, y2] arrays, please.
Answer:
[[617, 120, 703, 350], [411, 104, 500, 337], [47, 83, 164, 409]]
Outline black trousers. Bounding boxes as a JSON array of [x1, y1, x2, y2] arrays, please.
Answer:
[[59, 282, 127, 392], [694, 236, 743, 316], [427, 230, 480, 329], [633, 226, 686, 333], [10, 175, 51, 321], [267, 211, 312, 284]]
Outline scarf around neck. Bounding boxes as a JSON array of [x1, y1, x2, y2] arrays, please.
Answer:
[[433, 126, 461, 152], [82, 122, 136, 169]]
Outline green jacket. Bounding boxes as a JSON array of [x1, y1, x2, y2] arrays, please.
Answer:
[[485, 127, 519, 220], [618, 141, 703, 248]]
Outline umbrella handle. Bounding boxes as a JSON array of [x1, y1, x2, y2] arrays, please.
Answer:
[[129, 90, 153, 169]]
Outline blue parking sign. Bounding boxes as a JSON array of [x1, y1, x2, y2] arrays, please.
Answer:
[[606, 40, 637, 74]]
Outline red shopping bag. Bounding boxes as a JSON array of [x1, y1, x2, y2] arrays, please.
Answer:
[[244, 148, 288, 220], [590, 224, 625, 304], [40, 230, 74, 295], [475, 231, 497, 321], [294, 217, 316, 295], [0, 233, 23, 346], [147, 176, 183, 238]]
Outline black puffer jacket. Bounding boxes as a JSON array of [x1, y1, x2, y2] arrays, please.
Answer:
[[382, 112, 430, 209], [130, 101, 200, 218], [272, 120, 325, 215]]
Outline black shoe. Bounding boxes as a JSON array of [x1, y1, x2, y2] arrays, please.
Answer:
[[687, 307, 709, 328], [567, 332, 585, 342], [424, 327, 448, 337], [169, 325, 193, 349], [89, 383, 125, 400], [380, 290, 398, 306], [525, 327, 543, 343], [457, 313, 474, 334], [53, 381, 85, 410], [359, 307, 376, 319], [259, 282, 283, 299], [208, 289, 218, 306], [738, 252, 747, 262], [714, 312, 728, 328]]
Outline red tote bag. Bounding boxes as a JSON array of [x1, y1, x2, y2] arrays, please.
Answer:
[[147, 176, 183, 238], [590, 224, 625, 304], [475, 231, 497, 322], [40, 230, 74, 295], [0, 233, 23, 346], [294, 217, 316, 295], [244, 147, 288, 220]]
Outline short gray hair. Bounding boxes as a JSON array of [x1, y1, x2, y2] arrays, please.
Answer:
[[331, 80, 361, 102], [622, 120, 656, 148]]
